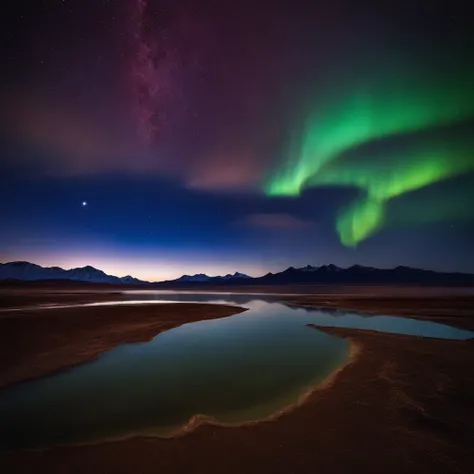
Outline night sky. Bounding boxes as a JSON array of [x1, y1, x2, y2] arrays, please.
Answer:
[[1, 0, 474, 281]]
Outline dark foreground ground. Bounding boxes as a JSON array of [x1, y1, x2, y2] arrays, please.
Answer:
[[0, 286, 473, 474]]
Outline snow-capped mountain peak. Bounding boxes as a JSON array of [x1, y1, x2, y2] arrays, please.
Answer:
[[232, 272, 251, 278], [219, 272, 251, 280], [298, 265, 320, 272], [0, 262, 146, 284]]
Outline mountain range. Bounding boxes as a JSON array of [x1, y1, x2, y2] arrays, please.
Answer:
[[1, 261, 473, 286], [0, 261, 145, 285], [156, 264, 474, 286], [245, 264, 474, 286], [169, 272, 251, 283], [0, 262, 251, 285]]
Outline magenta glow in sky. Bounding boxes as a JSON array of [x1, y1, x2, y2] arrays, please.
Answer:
[[1, 0, 474, 276]]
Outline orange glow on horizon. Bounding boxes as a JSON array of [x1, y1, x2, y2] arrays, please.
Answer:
[[0, 251, 265, 282]]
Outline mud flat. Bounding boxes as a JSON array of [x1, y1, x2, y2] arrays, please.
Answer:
[[1, 289, 473, 473], [0, 303, 246, 388], [292, 293, 474, 331], [1, 324, 473, 473]]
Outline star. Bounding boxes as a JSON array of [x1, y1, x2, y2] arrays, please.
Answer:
[[82, 201, 87, 207]]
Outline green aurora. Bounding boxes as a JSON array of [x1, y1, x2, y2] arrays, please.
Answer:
[[265, 61, 474, 246]]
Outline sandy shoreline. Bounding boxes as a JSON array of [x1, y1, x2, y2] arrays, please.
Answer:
[[141, 334, 361, 441], [290, 293, 474, 331], [0, 302, 246, 389], [1, 288, 474, 473], [74, 340, 360, 448], [2, 325, 474, 473]]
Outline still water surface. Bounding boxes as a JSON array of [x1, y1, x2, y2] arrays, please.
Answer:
[[0, 292, 472, 450]]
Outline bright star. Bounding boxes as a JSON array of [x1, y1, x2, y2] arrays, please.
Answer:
[[82, 201, 87, 207]]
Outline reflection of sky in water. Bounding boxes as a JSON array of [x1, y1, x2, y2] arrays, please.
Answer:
[[117, 291, 473, 339], [0, 293, 472, 450], [125, 287, 474, 296], [0, 301, 349, 450]]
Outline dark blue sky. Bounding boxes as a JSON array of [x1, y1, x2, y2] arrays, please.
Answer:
[[2, 165, 473, 280], [1, 0, 473, 280]]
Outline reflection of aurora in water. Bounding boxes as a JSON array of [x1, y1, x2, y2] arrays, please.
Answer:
[[265, 61, 474, 246]]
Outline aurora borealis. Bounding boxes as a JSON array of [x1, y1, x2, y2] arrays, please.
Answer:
[[266, 59, 474, 246], [1, 0, 474, 278]]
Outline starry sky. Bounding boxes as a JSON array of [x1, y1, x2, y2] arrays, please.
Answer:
[[1, 0, 474, 281]]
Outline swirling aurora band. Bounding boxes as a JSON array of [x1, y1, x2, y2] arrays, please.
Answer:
[[265, 64, 474, 246]]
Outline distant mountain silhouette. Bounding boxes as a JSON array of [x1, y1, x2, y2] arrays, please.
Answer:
[[255, 264, 474, 286], [155, 264, 474, 287], [0, 261, 146, 285], [173, 273, 212, 283], [163, 272, 252, 284], [1, 261, 473, 286]]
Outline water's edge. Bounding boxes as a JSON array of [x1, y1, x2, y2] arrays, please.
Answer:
[[0, 303, 248, 390], [13, 332, 359, 452], [3, 295, 471, 451]]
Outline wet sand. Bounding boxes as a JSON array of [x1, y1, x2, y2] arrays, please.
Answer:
[[292, 293, 474, 331], [1, 287, 474, 473], [2, 326, 474, 473], [0, 303, 246, 389], [0, 288, 125, 310]]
